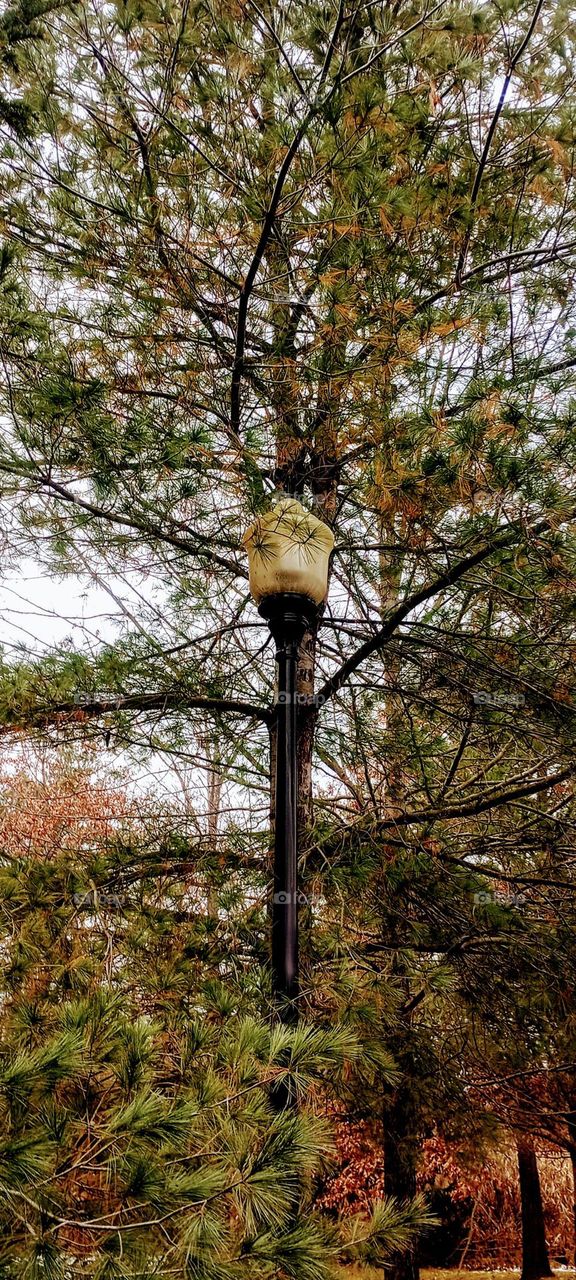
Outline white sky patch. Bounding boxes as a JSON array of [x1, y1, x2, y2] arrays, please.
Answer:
[[0, 560, 126, 654], [0, 558, 243, 813]]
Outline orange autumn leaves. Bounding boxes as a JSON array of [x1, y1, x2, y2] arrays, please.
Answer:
[[0, 757, 135, 862]]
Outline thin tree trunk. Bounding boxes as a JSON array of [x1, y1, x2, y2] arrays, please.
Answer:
[[517, 1135, 553, 1280], [202, 736, 223, 915]]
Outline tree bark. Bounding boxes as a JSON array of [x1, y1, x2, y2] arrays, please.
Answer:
[[517, 1135, 553, 1280], [565, 1110, 576, 1266], [384, 1100, 419, 1280], [205, 735, 223, 915], [296, 626, 318, 834], [384, 1039, 419, 1280], [379, 512, 419, 1280], [569, 1143, 576, 1268]]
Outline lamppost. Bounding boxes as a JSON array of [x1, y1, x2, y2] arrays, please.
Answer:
[[243, 497, 334, 1031]]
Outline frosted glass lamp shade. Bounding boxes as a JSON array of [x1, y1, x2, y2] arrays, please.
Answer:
[[242, 498, 334, 606]]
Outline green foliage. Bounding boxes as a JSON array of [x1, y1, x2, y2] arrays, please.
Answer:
[[0, 760, 433, 1276], [1, 0, 576, 1271]]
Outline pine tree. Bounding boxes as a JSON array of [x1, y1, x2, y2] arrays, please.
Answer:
[[1, 0, 576, 1272], [0, 753, 432, 1278]]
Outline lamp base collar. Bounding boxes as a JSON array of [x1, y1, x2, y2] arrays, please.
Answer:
[[258, 592, 320, 646]]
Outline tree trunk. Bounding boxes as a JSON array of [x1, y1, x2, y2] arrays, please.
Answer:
[[517, 1135, 553, 1280], [383, 1039, 420, 1280], [565, 1110, 576, 1266], [569, 1143, 576, 1268], [205, 740, 222, 915], [379, 514, 418, 1280], [296, 626, 318, 836]]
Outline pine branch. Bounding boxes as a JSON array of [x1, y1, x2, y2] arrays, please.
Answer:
[[35, 474, 247, 577], [317, 520, 529, 705], [0, 690, 271, 733], [454, 0, 546, 287]]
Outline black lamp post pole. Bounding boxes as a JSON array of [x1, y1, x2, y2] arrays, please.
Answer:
[[258, 592, 318, 1032]]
